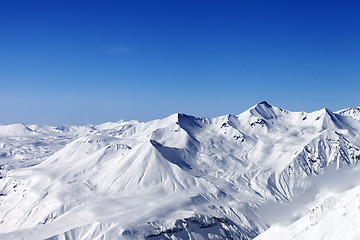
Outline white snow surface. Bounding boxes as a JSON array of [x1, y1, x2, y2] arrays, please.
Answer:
[[0, 102, 360, 239]]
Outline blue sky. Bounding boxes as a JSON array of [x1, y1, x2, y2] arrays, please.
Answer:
[[1, 0, 359, 125]]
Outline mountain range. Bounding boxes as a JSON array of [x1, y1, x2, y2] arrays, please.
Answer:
[[1, 102, 360, 239]]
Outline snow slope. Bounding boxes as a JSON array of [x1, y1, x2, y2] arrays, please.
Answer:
[[0, 102, 360, 239], [255, 165, 360, 240]]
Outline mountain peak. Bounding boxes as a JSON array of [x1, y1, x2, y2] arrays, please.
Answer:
[[323, 108, 333, 114], [0, 123, 35, 136], [249, 101, 279, 120], [258, 101, 272, 107]]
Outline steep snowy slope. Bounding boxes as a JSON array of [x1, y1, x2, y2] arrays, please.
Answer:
[[255, 165, 360, 240], [0, 102, 360, 239]]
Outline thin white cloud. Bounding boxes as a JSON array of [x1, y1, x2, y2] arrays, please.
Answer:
[[103, 45, 131, 54]]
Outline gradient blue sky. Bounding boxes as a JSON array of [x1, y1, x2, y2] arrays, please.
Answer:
[[1, 0, 359, 125]]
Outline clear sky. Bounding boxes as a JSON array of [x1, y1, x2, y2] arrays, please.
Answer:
[[1, 0, 359, 125]]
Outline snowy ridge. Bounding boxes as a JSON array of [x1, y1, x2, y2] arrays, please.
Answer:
[[336, 107, 360, 121], [1, 102, 360, 239]]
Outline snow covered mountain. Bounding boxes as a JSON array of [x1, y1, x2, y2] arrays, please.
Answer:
[[0, 102, 360, 239]]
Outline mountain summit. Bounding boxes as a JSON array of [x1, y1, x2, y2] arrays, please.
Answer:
[[249, 101, 280, 120]]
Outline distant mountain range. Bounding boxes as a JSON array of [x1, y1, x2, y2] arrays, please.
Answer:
[[1, 102, 360, 239]]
